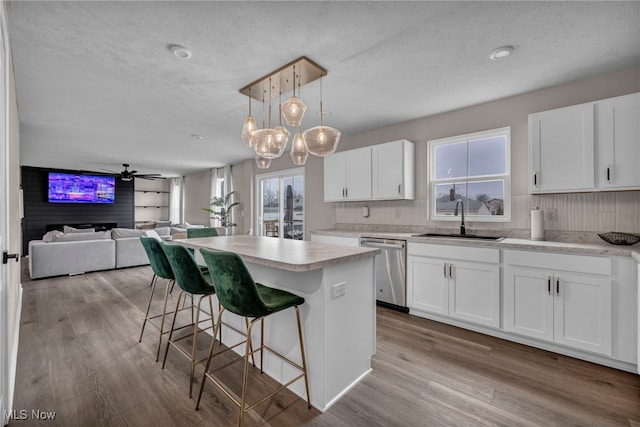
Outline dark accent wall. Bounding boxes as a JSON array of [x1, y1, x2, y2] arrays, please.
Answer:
[[22, 166, 134, 254]]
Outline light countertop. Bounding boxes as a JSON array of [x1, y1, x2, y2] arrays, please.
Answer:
[[174, 235, 380, 272], [311, 229, 640, 258]]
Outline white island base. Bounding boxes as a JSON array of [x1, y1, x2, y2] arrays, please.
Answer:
[[178, 236, 378, 412]]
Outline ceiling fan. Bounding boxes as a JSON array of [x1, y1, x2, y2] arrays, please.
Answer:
[[101, 164, 162, 181]]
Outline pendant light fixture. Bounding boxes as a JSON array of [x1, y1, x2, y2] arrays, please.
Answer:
[[239, 56, 339, 169], [240, 87, 257, 147], [303, 77, 341, 157], [281, 65, 307, 127], [290, 127, 308, 165], [255, 155, 271, 169]]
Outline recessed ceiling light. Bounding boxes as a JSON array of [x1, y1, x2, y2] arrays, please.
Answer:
[[169, 44, 192, 59], [191, 134, 203, 140], [489, 45, 514, 61]]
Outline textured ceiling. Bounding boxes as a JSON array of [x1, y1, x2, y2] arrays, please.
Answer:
[[7, 1, 640, 177]]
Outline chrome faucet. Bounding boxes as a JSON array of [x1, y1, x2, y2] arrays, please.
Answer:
[[454, 199, 466, 235]]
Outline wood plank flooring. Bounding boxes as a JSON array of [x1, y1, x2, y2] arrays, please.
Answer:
[[12, 264, 640, 426]]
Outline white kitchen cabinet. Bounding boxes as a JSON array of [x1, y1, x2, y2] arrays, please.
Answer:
[[407, 243, 500, 328], [529, 102, 595, 193], [504, 250, 612, 356], [596, 93, 640, 190], [371, 139, 415, 200], [323, 147, 371, 201]]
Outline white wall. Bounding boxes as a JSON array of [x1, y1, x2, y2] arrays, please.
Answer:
[[183, 169, 211, 226], [329, 65, 640, 238]]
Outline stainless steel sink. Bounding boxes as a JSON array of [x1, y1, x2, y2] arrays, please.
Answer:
[[412, 233, 505, 242]]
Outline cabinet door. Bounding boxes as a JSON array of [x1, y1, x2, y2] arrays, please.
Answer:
[[529, 103, 595, 193], [372, 140, 404, 200], [449, 261, 500, 328], [345, 147, 372, 200], [554, 273, 612, 356], [407, 255, 448, 316], [596, 93, 640, 190], [324, 151, 347, 201], [504, 266, 554, 342]]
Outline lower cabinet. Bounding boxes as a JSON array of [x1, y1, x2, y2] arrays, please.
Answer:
[[504, 250, 613, 356], [407, 243, 500, 328]]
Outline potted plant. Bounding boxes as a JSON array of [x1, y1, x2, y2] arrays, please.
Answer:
[[202, 191, 239, 235]]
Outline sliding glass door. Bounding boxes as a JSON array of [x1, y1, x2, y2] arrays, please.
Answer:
[[257, 168, 304, 240]]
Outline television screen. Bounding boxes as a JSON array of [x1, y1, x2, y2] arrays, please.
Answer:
[[48, 172, 116, 204]]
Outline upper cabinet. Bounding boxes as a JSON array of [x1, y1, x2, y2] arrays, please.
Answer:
[[596, 93, 640, 190], [371, 140, 415, 200], [529, 103, 595, 193], [324, 140, 415, 202], [529, 92, 640, 194], [324, 146, 372, 201]]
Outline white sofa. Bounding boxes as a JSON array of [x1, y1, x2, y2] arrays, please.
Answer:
[[28, 227, 172, 279]]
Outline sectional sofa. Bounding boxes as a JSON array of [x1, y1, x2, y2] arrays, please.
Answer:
[[28, 227, 172, 279]]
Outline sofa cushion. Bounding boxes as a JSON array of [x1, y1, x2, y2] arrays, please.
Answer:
[[154, 220, 171, 228], [63, 225, 96, 234], [154, 226, 171, 236], [52, 230, 111, 242], [110, 228, 146, 239]]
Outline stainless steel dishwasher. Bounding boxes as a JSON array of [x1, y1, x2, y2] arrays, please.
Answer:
[[360, 237, 408, 312]]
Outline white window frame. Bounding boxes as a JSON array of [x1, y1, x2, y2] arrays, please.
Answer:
[[428, 127, 511, 222], [255, 167, 305, 239]]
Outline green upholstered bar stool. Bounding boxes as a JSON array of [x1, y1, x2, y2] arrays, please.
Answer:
[[160, 242, 217, 398], [195, 249, 311, 426], [187, 227, 219, 238]]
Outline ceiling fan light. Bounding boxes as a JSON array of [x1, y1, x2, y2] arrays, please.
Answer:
[[290, 131, 309, 165], [281, 96, 307, 127], [253, 128, 282, 159], [303, 125, 341, 157], [241, 115, 257, 147], [255, 155, 271, 169]]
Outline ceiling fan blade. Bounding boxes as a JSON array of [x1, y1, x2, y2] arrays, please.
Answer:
[[100, 168, 119, 174], [129, 170, 138, 175]]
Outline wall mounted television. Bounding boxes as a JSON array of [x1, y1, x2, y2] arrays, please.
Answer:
[[48, 172, 116, 204]]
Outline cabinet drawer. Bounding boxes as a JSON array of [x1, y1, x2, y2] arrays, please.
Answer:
[[504, 250, 611, 276], [408, 242, 499, 264]]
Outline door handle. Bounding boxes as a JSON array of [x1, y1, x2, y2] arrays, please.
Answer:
[[2, 250, 19, 264]]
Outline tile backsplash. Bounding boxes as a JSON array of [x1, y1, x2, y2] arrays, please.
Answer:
[[334, 191, 640, 243]]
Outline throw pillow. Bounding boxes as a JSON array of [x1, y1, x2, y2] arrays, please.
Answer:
[[154, 226, 171, 237], [143, 230, 162, 241], [42, 230, 63, 242], [63, 225, 96, 233], [139, 222, 156, 230]]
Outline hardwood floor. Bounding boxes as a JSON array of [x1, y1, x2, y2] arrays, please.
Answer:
[[12, 264, 640, 426]]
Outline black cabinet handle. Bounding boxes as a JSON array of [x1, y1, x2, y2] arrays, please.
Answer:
[[547, 277, 551, 295], [607, 167, 610, 182], [449, 264, 452, 278], [556, 278, 560, 295], [534, 172, 537, 187], [443, 263, 447, 278]]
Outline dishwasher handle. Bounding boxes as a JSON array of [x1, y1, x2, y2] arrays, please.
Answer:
[[360, 239, 405, 250]]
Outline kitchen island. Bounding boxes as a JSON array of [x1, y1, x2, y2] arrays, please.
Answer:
[[174, 235, 379, 411]]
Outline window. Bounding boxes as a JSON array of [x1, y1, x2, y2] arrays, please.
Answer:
[[256, 168, 305, 240], [429, 127, 510, 221]]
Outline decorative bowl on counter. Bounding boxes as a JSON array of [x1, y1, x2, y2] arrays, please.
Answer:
[[597, 232, 640, 246]]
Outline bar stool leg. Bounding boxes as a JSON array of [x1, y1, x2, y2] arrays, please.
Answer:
[[195, 306, 226, 410], [155, 278, 174, 362], [189, 294, 204, 399], [239, 319, 256, 426], [139, 275, 158, 343], [162, 290, 184, 369], [295, 306, 312, 408]]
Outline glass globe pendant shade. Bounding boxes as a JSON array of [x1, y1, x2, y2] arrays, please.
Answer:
[[255, 155, 271, 169], [273, 125, 291, 151], [253, 129, 282, 159], [281, 96, 307, 127], [303, 125, 341, 157], [290, 130, 309, 165], [241, 115, 257, 147]]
